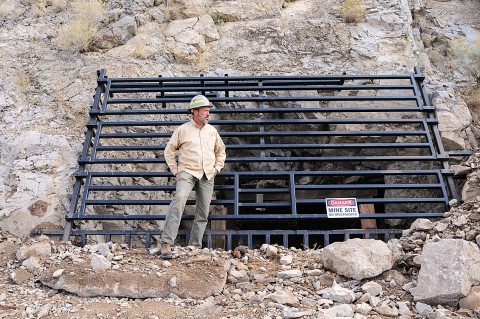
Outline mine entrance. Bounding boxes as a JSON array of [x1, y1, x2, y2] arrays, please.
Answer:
[[38, 67, 469, 249]]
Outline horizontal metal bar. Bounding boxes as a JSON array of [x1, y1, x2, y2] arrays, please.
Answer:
[[95, 118, 436, 127], [108, 84, 415, 94], [78, 155, 439, 165], [98, 130, 428, 139], [105, 96, 419, 105], [90, 106, 430, 116], [95, 143, 431, 151], [76, 169, 445, 178], [38, 229, 406, 237], [295, 197, 446, 204], [80, 196, 446, 206], [65, 212, 445, 221], [88, 185, 175, 191], [447, 151, 473, 157], [83, 183, 443, 192], [100, 73, 412, 83], [280, 183, 442, 191], [84, 183, 443, 192]]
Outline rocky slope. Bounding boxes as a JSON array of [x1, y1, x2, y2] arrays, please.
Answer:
[[1, 0, 480, 237], [1, 186, 480, 318], [1, 1, 480, 318]]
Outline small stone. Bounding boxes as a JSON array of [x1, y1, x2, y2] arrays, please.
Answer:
[[91, 253, 111, 271], [169, 276, 177, 288], [374, 306, 398, 317], [280, 255, 293, 265], [361, 281, 382, 296], [52, 269, 65, 278]]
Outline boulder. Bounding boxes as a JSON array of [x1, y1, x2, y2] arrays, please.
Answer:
[[96, 16, 138, 49], [322, 239, 395, 280], [414, 239, 480, 306], [459, 286, 480, 310], [16, 241, 51, 261]]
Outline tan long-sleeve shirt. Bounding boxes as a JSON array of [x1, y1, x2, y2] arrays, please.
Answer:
[[164, 120, 226, 180]]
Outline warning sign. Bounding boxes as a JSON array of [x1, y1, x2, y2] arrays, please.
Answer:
[[325, 198, 359, 218]]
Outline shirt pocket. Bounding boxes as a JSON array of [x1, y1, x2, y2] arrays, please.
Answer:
[[203, 132, 216, 150]]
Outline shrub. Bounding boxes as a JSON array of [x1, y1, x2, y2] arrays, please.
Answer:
[[56, 0, 105, 52], [338, 0, 366, 24], [448, 37, 480, 84], [213, 16, 226, 25], [135, 41, 149, 60], [468, 88, 480, 118]]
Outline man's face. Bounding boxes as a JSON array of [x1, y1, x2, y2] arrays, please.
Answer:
[[194, 106, 210, 124]]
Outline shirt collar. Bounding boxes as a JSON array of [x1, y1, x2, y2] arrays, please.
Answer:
[[190, 119, 206, 129]]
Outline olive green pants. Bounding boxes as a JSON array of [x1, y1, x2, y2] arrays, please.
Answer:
[[161, 171, 215, 248]]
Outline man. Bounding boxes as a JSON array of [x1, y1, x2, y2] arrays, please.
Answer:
[[160, 95, 226, 259]]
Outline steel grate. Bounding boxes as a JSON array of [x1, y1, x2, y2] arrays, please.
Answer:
[[35, 67, 470, 249]]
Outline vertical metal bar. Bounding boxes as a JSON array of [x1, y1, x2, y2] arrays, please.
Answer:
[[227, 234, 232, 251], [100, 78, 112, 112], [126, 234, 131, 246], [290, 173, 297, 216], [410, 71, 423, 111], [324, 234, 329, 247], [265, 234, 270, 245], [224, 74, 229, 99], [63, 69, 106, 242], [413, 66, 433, 113], [422, 119, 436, 157], [258, 80, 265, 158], [145, 234, 151, 248], [79, 173, 92, 216], [90, 123, 102, 161], [106, 234, 111, 243], [207, 234, 212, 248], [158, 75, 166, 108], [200, 74, 205, 96], [81, 233, 87, 247], [283, 233, 288, 248], [437, 170, 452, 210], [248, 234, 252, 248], [303, 233, 309, 250], [384, 232, 390, 242], [234, 173, 239, 216], [415, 66, 457, 203]]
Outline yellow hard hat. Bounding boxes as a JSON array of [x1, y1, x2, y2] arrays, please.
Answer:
[[188, 95, 213, 113]]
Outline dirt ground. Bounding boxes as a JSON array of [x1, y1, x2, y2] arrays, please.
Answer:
[[0, 234, 425, 319]]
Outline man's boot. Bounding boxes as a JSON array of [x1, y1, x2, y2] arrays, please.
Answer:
[[160, 242, 172, 259]]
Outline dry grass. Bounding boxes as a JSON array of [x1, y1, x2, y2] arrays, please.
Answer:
[[15, 73, 30, 93], [337, 0, 366, 23], [72, 0, 104, 26], [165, 0, 171, 22], [448, 37, 480, 84], [56, 0, 105, 52], [134, 41, 149, 60], [468, 88, 480, 122]]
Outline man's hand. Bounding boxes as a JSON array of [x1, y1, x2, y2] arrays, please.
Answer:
[[175, 173, 179, 181]]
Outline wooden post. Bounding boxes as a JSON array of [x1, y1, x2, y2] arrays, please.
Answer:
[[359, 204, 377, 236], [211, 206, 227, 249]]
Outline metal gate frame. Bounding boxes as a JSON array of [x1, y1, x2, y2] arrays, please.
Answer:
[[36, 67, 470, 248]]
